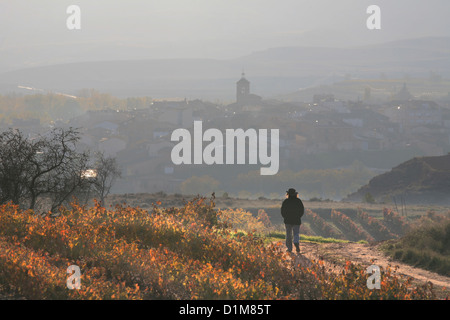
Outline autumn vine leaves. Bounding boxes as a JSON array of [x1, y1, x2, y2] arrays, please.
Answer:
[[0, 198, 436, 299]]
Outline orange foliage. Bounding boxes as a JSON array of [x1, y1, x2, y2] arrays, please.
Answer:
[[0, 199, 436, 300]]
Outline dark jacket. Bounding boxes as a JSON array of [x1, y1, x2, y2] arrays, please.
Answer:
[[281, 196, 304, 225]]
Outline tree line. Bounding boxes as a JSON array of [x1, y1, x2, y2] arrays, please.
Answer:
[[0, 90, 153, 124]]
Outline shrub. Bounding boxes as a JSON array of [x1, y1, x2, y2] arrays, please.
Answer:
[[218, 208, 265, 233], [383, 208, 410, 236], [364, 192, 375, 204], [0, 199, 437, 300], [382, 220, 450, 276]]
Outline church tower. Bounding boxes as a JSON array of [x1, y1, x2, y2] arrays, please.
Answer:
[[236, 72, 250, 105]]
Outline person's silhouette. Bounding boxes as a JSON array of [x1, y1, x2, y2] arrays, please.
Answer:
[[281, 188, 304, 253]]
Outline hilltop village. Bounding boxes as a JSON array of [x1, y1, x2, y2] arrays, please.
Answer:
[[6, 74, 450, 197]]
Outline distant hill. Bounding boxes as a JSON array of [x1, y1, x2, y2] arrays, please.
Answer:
[[346, 154, 450, 205], [238, 36, 450, 76], [1, 36, 449, 100]]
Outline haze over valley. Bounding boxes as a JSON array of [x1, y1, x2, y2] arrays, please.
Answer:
[[1, 0, 450, 203]]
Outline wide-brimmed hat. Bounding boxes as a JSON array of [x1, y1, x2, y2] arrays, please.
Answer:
[[286, 188, 298, 195]]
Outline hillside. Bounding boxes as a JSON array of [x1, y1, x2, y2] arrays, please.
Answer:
[[346, 154, 450, 205], [0, 198, 443, 300], [1, 37, 449, 99]]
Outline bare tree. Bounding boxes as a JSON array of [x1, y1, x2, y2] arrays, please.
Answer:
[[91, 152, 121, 205], [0, 129, 37, 205], [0, 127, 93, 212]]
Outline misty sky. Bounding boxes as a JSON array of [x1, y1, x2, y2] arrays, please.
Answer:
[[1, 0, 450, 71]]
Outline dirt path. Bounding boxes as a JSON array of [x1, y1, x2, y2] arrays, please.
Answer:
[[283, 241, 450, 299]]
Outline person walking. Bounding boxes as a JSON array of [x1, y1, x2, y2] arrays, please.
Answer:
[[281, 188, 304, 253]]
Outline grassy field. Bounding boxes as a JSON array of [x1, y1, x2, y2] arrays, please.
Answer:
[[263, 232, 356, 245]]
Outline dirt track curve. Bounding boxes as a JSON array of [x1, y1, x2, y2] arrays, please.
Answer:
[[283, 241, 450, 299]]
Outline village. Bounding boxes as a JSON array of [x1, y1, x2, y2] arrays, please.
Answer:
[[7, 73, 450, 197]]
